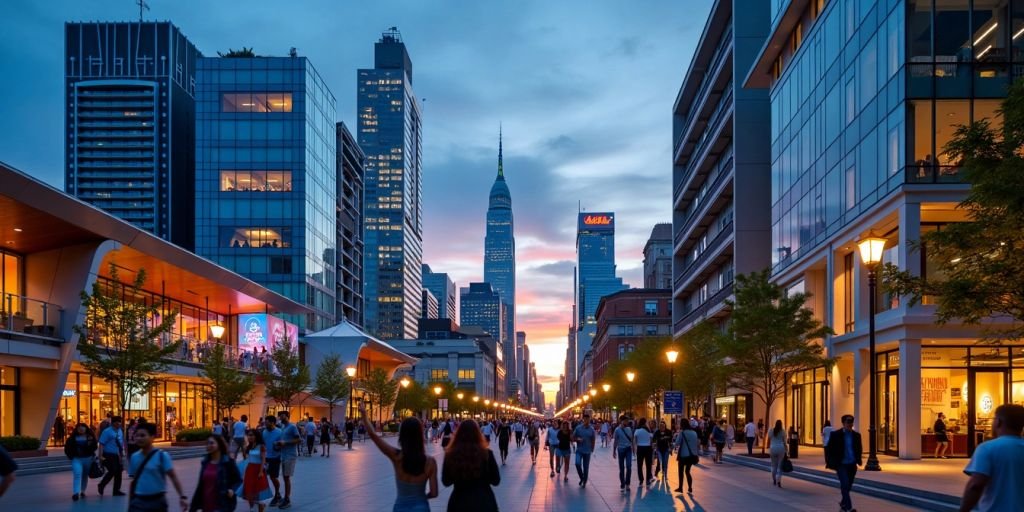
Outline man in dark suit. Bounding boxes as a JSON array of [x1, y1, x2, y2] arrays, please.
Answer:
[[825, 414, 863, 512]]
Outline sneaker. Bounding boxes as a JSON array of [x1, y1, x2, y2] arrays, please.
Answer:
[[278, 498, 291, 509], [270, 495, 282, 506], [72, 494, 79, 501]]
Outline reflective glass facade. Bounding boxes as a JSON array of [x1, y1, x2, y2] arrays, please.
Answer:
[[195, 56, 337, 330], [359, 31, 424, 340], [576, 213, 626, 368], [484, 135, 517, 392]]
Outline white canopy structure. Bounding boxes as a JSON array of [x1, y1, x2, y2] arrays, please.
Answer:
[[302, 319, 417, 379]]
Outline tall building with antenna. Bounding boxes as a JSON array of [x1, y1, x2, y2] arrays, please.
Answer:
[[358, 28, 424, 340], [484, 129, 518, 396], [64, 21, 200, 249]]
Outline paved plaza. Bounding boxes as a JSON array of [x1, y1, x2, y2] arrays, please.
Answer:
[[2, 436, 931, 511]]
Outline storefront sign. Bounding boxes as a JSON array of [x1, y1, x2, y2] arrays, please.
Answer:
[[238, 314, 298, 353], [715, 396, 736, 405], [62, 389, 76, 398], [921, 377, 948, 405]]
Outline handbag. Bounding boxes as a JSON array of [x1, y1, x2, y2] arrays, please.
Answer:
[[88, 459, 105, 479], [679, 433, 699, 465], [782, 456, 794, 473]]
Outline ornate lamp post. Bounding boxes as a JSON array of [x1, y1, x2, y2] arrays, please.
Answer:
[[433, 385, 443, 419], [456, 392, 464, 419], [666, 349, 679, 428], [857, 233, 887, 472], [626, 371, 636, 417], [602, 383, 611, 420], [346, 366, 357, 420]]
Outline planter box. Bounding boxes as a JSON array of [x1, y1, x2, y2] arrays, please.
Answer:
[[9, 449, 47, 459], [171, 440, 207, 447]]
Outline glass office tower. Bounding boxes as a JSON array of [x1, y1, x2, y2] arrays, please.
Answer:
[[336, 122, 365, 328], [575, 212, 626, 378], [65, 22, 200, 249], [422, 264, 457, 321], [358, 28, 424, 340], [747, 0, 1021, 459], [195, 55, 337, 331]]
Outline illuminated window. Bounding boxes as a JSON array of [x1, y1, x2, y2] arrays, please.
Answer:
[[221, 93, 293, 113], [220, 171, 292, 192], [220, 227, 292, 248], [431, 369, 448, 381], [457, 369, 476, 381]]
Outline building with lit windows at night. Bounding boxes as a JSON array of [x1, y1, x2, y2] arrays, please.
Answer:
[[358, 28, 424, 340], [484, 132, 518, 396], [574, 212, 626, 395]]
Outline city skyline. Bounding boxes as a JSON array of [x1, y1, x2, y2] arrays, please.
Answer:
[[0, 0, 712, 403]]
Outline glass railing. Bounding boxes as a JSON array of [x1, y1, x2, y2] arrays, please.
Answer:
[[157, 333, 268, 373], [1, 292, 65, 339], [905, 166, 965, 184]]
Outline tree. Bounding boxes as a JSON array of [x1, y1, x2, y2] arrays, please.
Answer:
[[260, 337, 310, 411], [362, 368, 398, 425], [394, 380, 431, 418], [200, 344, 255, 418], [884, 79, 1024, 341], [74, 264, 181, 418], [601, 336, 676, 418], [676, 321, 728, 417], [721, 270, 833, 453], [312, 354, 349, 423], [217, 47, 256, 58]]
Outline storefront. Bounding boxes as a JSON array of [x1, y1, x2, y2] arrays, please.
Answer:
[[876, 346, 1024, 458], [785, 366, 831, 446], [0, 366, 18, 437], [52, 370, 215, 444], [714, 393, 752, 433]]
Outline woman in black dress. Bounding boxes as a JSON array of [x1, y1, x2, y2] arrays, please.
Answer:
[[442, 420, 500, 512], [497, 420, 512, 465]]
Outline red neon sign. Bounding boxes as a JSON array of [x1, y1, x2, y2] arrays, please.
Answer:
[[583, 215, 613, 226]]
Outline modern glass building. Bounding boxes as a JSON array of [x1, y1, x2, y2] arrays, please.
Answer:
[[459, 282, 507, 398], [422, 264, 457, 321], [64, 21, 200, 249], [194, 55, 337, 331], [575, 212, 626, 389], [747, 0, 1023, 459], [484, 132, 518, 395], [358, 28, 424, 340], [336, 121, 365, 328]]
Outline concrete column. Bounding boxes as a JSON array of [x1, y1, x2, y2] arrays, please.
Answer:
[[899, 339, 922, 459]]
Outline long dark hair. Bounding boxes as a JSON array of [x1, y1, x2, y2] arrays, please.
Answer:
[[398, 417, 427, 475], [245, 428, 264, 452], [444, 420, 489, 479], [207, 435, 229, 461], [773, 419, 784, 437]]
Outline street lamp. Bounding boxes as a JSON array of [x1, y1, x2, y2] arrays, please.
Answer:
[[666, 349, 679, 427], [400, 377, 411, 388], [625, 371, 636, 417], [858, 233, 887, 472], [602, 383, 612, 420], [346, 366, 357, 420]]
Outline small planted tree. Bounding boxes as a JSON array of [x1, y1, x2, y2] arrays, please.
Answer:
[[362, 368, 398, 425], [394, 379, 431, 418], [676, 321, 728, 417], [884, 79, 1024, 341], [721, 270, 833, 453], [260, 337, 310, 412], [75, 264, 181, 417], [200, 344, 255, 418], [312, 354, 350, 423]]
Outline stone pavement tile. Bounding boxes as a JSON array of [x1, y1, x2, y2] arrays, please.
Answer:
[[3, 434, 931, 511]]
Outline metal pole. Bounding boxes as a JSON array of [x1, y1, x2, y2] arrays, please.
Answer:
[[865, 268, 882, 471], [670, 367, 675, 429]]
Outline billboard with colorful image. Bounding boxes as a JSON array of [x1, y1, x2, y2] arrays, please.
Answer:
[[238, 314, 298, 353]]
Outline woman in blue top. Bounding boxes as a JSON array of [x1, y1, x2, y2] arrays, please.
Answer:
[[359, 404, 438, 512]]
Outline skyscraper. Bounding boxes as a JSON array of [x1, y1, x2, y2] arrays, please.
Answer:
[[194, 54, 337, 331], [358, 28, 424, 340], [484, 130, 517, 394], [64, 21, 200, 249], [336, 122, 365, 328], [460, 282, 507, 399], [575, 212, 626, 383], [422, 264, 457, 321]]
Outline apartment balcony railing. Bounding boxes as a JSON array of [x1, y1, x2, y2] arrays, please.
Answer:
[[675, 156, 733, 248], [674, 221, 733, 290], [1, 292, 65, 339], [158, 334, 265, 373], [905, 165, 966, 184], [673, 282, 734, 334]]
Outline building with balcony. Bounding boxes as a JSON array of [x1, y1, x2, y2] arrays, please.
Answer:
[[64, 21, 201, 248], [746, 0, 1024, 459], [194, 53, 338, 332], [0, 162, 309, 445], [336, 122, 365, 328], [590, 289, 673, 386], [671, 0, 772, 344]]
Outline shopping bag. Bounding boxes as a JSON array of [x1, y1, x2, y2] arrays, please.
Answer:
[[782, 456, 794, 473], [88, 459, 105, 479]]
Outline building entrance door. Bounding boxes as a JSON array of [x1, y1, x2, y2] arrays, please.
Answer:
[[877, 369, 899, 455], [968, 370, 1006, 455]]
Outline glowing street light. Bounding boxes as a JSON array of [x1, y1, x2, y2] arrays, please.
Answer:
[[858, 232, 888, 472], [400, 377, 411, 388]]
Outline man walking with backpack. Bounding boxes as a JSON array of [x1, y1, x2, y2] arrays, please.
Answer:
[[127, 423, 187, 511]]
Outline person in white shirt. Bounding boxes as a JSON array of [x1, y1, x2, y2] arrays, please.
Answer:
[[960, 404, 1024, 512], [481, 420, 493, 444], [744, 420, 757, 455]]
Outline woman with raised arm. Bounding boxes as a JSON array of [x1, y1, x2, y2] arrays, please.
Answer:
[[358, 404, 437, 512]]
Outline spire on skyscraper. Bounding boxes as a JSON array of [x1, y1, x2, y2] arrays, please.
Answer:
[[498, 124, 504, 178]]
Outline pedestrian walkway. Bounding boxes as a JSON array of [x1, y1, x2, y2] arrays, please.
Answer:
[[1, 434, 928, 511]]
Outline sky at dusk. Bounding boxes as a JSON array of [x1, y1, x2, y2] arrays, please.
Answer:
[[0, 0, 711, 405]]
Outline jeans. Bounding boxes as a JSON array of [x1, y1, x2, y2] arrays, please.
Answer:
[[746, 437, 754, 455], [98, 453, 122, 492], [836, 464, 857, 510], [575, 452, 592, 482], [616, 447, 633, 487], [656, 449, 670, 479], [769, 450, 785, 483], [71, 456, 93, 495], [636, 446, 653, 483]]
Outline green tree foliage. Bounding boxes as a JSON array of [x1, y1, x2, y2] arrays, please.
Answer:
[[884, 80, 1024, 341], [217, 47, 256, 58], [676, 321, 728, 416], [394, 379, 431, 417], [602, 336, 677, 418], [260, 337, 310, 410], [200, 344, 255, 417], [362, 368, 398, 424], [74, 265, 180, 417], [312, 354, 350, 423], [721, 270, 833, 450]]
